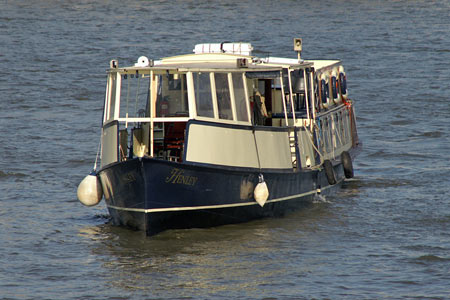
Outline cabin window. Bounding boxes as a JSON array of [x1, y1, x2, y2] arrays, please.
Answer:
[[215, 73, 233, 120], [120, 71, 151, 118], [232, 73, 249, 122], [291, 69, 305, 111], [156, 73, 188, 117], [193, 72, 214, 118]]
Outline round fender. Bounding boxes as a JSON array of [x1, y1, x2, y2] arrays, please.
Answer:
[[323, 159, 337, 185], [254, 174, 269, 207], [341, 151, 354, 178], [77, 172, 103, 206]]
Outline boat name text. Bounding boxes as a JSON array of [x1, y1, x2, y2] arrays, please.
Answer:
[[165, 168, 198, 186]]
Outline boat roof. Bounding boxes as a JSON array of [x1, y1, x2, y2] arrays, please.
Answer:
[[112, 43, 341, 73]]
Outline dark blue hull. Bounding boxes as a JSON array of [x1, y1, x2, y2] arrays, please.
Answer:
[[98, 156, 350, 236]]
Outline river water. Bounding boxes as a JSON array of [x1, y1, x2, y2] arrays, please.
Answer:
[[1, 1, 450, 299]]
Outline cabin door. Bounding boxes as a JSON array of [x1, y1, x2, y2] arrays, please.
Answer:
[[252, 79, 273, 126]]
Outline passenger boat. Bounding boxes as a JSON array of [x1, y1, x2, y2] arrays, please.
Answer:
[[77, 38, 361, 236]]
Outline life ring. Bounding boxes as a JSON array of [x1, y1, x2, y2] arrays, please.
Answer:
[[338, 66, 348, 101], [320, 73, 329, 109], [331, 69, 340, 104], [341, 151, 354, 178], [323, 159, 337, 185]]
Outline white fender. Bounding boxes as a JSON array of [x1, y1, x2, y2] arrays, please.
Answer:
[[254, 174, 269, 207], [77, 173, 103, 206]]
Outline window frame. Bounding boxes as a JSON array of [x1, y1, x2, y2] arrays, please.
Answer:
[[188, 70, 251, 125]]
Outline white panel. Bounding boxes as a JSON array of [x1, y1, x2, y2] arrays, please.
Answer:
[[186, 124, 294, 169], [255, 131, 292, 169], [186, 124, 259, 168]]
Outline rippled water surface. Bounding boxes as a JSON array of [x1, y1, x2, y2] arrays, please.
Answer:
[[1, 1, 450, 299]]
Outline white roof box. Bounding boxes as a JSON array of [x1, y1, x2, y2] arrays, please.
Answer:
[[194, 43, 253, 56]]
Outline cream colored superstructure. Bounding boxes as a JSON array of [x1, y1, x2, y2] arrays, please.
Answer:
[[99, 42, 356, 171]]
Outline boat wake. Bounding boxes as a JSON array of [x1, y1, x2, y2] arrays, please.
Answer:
[[313, 193, 332, 204]]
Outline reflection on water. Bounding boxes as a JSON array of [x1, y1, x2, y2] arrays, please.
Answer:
[[78, 203, 337, 297]]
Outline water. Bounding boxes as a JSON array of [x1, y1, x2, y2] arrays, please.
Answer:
[[1, 1, 450, 299]]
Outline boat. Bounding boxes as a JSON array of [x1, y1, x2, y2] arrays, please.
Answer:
[[77, 38, 361, 236]]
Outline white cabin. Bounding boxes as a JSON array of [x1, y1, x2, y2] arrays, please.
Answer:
[[100, 42, 356, 171]]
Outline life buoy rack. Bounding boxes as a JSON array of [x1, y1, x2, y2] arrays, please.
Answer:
[[318, 66, 349, 110]]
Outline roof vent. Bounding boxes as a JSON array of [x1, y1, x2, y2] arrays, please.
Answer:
[[194, 43, 253, 55]]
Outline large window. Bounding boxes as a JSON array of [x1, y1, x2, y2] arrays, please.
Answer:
[[232, 73, 248, 122], [155, 73, 188, 117], [215, 73, 232, 120], [191, 71, 250, 122], [119, 71, 151, 118], [193, 72, 214, 118]]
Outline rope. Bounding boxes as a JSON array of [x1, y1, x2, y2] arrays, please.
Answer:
[[301, 121, 324, 162], [252, 127, 262, 171], [93, 137, 101, 172], [332, 114, 344, 147], [328, 117, 335, 159]]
